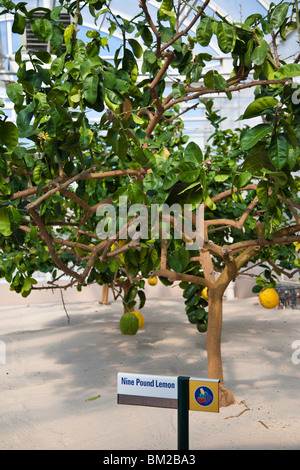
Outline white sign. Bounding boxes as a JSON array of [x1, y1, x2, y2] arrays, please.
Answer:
[[117, 372, 178, 408], [117, 372, 177, 399]]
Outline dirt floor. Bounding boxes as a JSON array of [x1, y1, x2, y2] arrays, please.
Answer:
[[0, 295, 299, 450]]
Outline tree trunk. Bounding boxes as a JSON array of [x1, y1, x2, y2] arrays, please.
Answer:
[[205, 247, 258, 407], [206, 285, 236, 408], [99, 284, 111, 305]]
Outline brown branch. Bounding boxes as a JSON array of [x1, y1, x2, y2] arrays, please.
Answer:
[[12, 169, 140, 202], [271, 30, 281, 69], [161, 239, 168, 270], [160, 0, 211, 54], [215, 246, 260, 292], [204, 195, 259, 239], [199, 249, 215, 283], [25, 166, 97, 210], [60, 188, 92, 212], [272, 223, 300, 238], [139, 0, 161, 56], [105, 238, 142, 259], [152, 268, 214, 288], [267, 260, 300, 279], [295, 52, 300, 63], [164, 79, 292, 111], [89, 169, 141, 180], [25, 209, 84, 282], [238, 196, 259, 227], [228, 234, 300, 255], [12, 175, 64, 201], [19, 225, 95, 252]]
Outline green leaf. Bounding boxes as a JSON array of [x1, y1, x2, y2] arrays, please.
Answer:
[[128, 181, 145, 204], [128, 39, 143, 59], [240, 124, 273, 151], [12, 12, 26, 34], [203, 190, 216, 210], [214, 174, 230, 182], [103, 71, 117, 89], [106, 89, 124, 105], [64, 24, 75, 49], [85, 394, 101, 402], [50, 5, 63, 20], [139, 25, 153, 47], [83, 74, 99, 105], [158, 0, 174, 18], [143, 173, 164, 191], [168, 246, 189, 273], [30, 18, 53, 41], [144, 50, 157, 64], [183, 283, 199, 298], [177, 162, 200, 183], [213, 73, 228, 91], [242, 97, 278, 119], [256, 180, 269, 206], [196, 17, 213, 47], [251, 41, 268, 66], [79, 126, 93, 148], [163, 173, 178, 190], [16, 100, 36, 138], [238, 171, 252, 188], [287, 147, 299, 171], [270, 2, 290, 29], [137, 290, 146, 309], [33, 162, 42, 184], [268, 134, 288, 169], [217, 22, 235, 54], [203, 70, 215, 89], [274, 63, 300, 79], [0, 121, 18, 149], [50, 28, 64, 52], [34, 51, 52, 64], [172, 83, 186, 99], [22, 277, 37, 293], [0, 208, 12, 237], [50, 53, 66, 76], [132, 113, 144, 124], [122, 48, 136, 74], [184, 142, 203, 164]]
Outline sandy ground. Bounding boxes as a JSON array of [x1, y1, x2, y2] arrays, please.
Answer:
[[0, 295, 300, 451]]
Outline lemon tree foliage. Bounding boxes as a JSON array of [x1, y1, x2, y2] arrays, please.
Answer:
[[1, 0, 300, 405]]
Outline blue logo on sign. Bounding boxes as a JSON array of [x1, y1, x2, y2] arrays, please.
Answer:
[[194, 386, 214, 407]]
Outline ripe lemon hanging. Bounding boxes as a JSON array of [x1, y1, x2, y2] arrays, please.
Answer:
[[132, 310, 145, 329], [148, 276, 158, 286], [201, 287, 208, 301], [259, 288, 279, 309], [110, 239, 127, 251]]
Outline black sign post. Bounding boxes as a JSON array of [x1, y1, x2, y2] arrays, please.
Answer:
[[177, 376, 190, 450]]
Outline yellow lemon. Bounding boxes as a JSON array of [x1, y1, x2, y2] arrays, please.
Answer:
[[148, 276, 158, 286], [201, 287, 208, 301], [110, 239, 127, 252], [259, 288, 279, 309], [132, 310, 145, 329]]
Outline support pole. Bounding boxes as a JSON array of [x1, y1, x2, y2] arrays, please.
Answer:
[[177, 376, 190, 450]]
